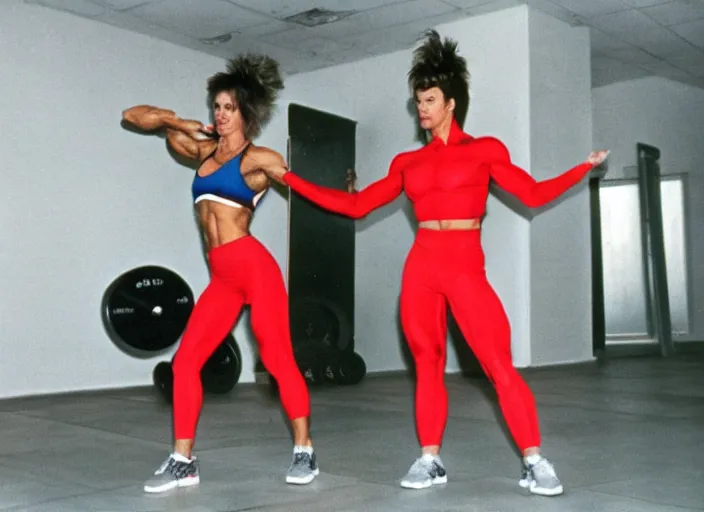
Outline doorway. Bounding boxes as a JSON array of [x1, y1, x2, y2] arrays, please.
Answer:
[[592, 144, 689, 357]]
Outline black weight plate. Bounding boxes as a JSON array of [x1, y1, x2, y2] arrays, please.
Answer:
[[200, 335, 242, 394], [337, 352, 366, 386], [103, 266, 194, 353], [290, 297, 353, 352], [293, 342, 326, 387], [153, 361, 174, 403]]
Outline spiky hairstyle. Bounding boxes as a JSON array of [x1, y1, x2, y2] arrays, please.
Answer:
[[408, 30, 470, 126], [206, 53, 284, 140]]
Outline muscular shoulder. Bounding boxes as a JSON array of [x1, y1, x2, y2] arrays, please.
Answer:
[[197, 139, 218, 162], [388, 148, 420, 174], [247, 145, 286, 169], [471, 136, 511, 161]]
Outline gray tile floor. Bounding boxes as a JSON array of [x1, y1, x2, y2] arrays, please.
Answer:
[[1, 353, 703, 511]]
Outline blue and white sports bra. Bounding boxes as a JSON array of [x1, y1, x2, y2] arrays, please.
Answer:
[[191, 145, 266, 210]]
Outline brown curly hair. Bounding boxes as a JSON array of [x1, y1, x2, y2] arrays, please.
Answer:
[[207, 53, 284, 140]]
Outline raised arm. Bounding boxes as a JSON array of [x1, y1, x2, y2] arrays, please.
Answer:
[[121, 105, 215, 161], [281, 156, 404, 219], [483, 138, 606, 208]]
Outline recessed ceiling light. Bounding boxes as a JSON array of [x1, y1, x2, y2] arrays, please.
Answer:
[[199, 33, 233, 45], [284, 8, 355, 27]]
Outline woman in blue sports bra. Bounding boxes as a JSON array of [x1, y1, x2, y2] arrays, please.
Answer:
[[122, 54, 317, 493]]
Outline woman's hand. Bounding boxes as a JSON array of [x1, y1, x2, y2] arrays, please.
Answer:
[[266, 162, 289, 184], [588, 150, 610, 166], [190, 123, 216, 140]]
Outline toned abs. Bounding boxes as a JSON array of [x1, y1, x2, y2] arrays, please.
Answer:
[[195, 147, 270, 250]]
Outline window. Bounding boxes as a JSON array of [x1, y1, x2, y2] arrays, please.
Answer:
[[599, 175, 689, 339]]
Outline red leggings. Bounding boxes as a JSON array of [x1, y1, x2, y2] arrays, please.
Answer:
[[172, 236, 310, 440], [400, 229, 540, 451]]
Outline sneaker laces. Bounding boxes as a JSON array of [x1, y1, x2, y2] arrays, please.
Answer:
[[291, 452, 311, 468], [530, 457, 556, 480], [154, 456, 174, 475], [409, 456, 434, 476]]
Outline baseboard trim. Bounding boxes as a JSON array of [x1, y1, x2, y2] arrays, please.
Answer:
[[522, 356, 598, 370], [674, 340, 704, 354]]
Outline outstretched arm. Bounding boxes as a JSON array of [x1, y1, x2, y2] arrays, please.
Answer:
[[121, 105, 215, 161], [284, 161, 403, 219], [485, 138, 607, 208], [263, 152, 405, 219]]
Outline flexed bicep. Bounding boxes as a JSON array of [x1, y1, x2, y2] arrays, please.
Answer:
[[166, 129, 201, 160], [122, 104, 215, 162]]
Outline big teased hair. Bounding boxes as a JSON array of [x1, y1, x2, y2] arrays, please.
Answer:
[[206, 53, 284, 140], [408, 30, 470, 127]]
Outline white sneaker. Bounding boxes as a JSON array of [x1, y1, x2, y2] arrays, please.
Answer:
[[400, 454, 447, 489], [143, 453, 200, 493], [285, 449, 319, 485], [519, 455, 563, 496]]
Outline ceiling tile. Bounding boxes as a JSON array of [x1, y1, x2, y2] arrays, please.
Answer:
[[678, 76, 704, 89], [667, 58, 704, 78], [586, 9, 693, 57], [270, 34, 357, 55], [23, 0, 704, 91], [225, 0, 403, 19], [255, 25, 312, 45], [25, 0, 107, 17], [640, 59, 697, 83], [591, 55, 653, 86], [527, 0, 582, 26], [395, 9, 476, 43], [590, 28, 636, 53], [547, 0, 632, 18], [99, 9, 216, 53], [233, 19, 298, 37], [89, 0, 156, 10], [314, 47, 376, 69], [608, 46, 662, 65], [334, 9, 461, 57], [666, 49, 704, 77], [574, 7, 659, 33], [441, 0, 507, 8], [210, 36, 311, 73], [641, 0, 704, 26], [670, 18, 704, 48], [462, 0, 526, 16], [129, 0, 272, 39], [304, 0, 458, 39], [338, 26, 412, 56], [620, 0, 671, 7]]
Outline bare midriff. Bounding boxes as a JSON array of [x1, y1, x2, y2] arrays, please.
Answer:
[[195, 200, 252, 251], [417, 218, 481, 230]]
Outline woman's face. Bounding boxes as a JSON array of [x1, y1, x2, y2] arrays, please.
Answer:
[[213, 90, 244, 137]]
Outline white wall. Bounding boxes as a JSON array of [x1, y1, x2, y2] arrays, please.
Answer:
[[0, 1, 598, 399], [593, 76, 704, 343], [271, 6, 534, 372], [0, 1, 290, 398], [528, 10, 594, 366]]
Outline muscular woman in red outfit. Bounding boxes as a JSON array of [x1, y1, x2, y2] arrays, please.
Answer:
[[268, 31, 608, 496], [122, 54, 317, 493]]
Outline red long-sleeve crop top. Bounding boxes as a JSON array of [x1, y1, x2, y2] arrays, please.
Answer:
[[283, 120, 593, 221]]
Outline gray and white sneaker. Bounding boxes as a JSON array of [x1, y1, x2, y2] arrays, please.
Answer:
[[286, 449, 319, 485], [144, 453, 200, 493], [400, 454, 448, 489], [519, 455, 563, 496]]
